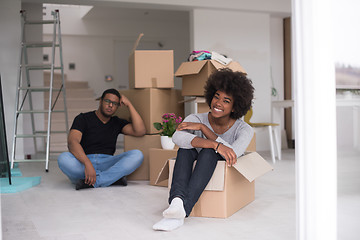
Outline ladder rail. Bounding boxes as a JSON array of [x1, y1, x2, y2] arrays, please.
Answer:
[[56, 10, 69, 134], [44, 10, 59, 171]]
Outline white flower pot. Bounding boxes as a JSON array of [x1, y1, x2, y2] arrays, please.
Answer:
[[161, 136, 175, 150]]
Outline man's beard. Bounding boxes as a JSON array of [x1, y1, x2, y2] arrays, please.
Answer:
[[100, 106, 112, 118]]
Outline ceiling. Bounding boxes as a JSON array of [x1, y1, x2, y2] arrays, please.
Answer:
[[82, 5, 189, 21]]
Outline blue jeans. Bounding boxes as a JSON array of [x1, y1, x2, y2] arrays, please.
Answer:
[[57, 150, 143, 188], [169, 148, 223, 216]]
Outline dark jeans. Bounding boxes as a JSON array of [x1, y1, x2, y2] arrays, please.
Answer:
[[169, 148, 224, 217]]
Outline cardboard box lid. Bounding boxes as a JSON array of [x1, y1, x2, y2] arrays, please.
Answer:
[[174, 60, 247, 77], [233, 152, 273, 182], [221, 61, 247, 74], [155, 157, 172, 184], [175, 61, 208, 77], [155, 152, 272, 188]]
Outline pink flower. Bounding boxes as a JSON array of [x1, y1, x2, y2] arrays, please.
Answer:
[[154, 113, 183, 137]]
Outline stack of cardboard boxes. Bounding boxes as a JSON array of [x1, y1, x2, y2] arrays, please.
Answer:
[[114, 39, 184, 181]]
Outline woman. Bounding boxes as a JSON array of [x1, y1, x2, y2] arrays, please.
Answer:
[[153, 68, 255, 231]]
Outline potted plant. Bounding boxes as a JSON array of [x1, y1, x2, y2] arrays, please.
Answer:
[[153, 113, 182, 149]]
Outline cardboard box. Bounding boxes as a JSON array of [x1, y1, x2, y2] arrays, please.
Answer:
[[125, 135, 161, 180], [115, 89, 184, 134], [197, 102, 210, 114], [149, 148, 178, 187], [156, 152, 272, 218], [129, 34, 174, 88], [149, 134, 255, 187], [175, 60, 247, 96]]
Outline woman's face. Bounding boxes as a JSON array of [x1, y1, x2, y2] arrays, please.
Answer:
[[210, 90, 234, 118]]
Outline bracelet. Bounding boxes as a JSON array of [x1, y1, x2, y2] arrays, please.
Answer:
[[215, 142, 222, 153]]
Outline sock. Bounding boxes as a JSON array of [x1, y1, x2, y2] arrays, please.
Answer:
[[163, 197, 186, 219], [152, 218, 184, 231], [111, 176, 127, 186]]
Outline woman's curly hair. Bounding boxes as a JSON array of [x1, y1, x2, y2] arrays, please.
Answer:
[[204, 68, 254, 119]]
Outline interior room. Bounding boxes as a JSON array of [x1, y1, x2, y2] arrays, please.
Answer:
[[1, 0, 359, 239]]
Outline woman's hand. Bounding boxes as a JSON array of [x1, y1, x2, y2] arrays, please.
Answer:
[[177, 122, 203, 131], [217, 143, 237, 167]]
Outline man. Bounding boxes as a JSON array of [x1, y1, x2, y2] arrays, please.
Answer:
[[58, 88, 146, 190]]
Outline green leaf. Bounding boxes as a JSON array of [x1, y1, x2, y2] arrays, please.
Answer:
[[153, 122, 163, 131]]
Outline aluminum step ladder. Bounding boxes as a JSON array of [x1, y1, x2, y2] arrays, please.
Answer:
[[11, 9, 69, 172]]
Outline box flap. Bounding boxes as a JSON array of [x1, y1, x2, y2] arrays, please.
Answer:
[[155, 159, 170, 184], [209, 59, 226, 70], [178, 97, 206, 104], [233, 152, 273, 182], [130, 33, 144, 54], [209, 60, 247, 74], [174, 61, 208, 77], [226, 61, 247, 74]]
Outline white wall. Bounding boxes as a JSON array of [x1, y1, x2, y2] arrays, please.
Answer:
[[191, 9, 277, 150], [0, 1, 44, 158], [0, 0, 22, 158], [43, 5, 190, 97]]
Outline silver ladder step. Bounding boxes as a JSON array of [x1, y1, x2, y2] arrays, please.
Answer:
[[17, 110, 66, 114], [13, 159, 53, 163], [16, 134, 48, 138], [23, 42, 59, 48], [36, 130, 67, 134], [23, 64, 62, 70], [19, 87, 62, 92], [25, 20, 55, 25], [15, 130, 67, 138]]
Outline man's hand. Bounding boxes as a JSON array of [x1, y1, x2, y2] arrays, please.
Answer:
[[120, 95, 131, 108], [84, 162, 96, 186], [217, 143, 237, 167]]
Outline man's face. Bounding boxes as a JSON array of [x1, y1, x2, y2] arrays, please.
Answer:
[[99, 93, 120, 117]]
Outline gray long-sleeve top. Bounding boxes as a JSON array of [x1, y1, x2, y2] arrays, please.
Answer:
[[172, 112, 254, 158]]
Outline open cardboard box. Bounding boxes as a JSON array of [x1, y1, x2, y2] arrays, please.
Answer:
[[150, 134, 255, 188], [155, 152, 273, 218], [129, 33, 174, 88], [175, 60, 247, 96]]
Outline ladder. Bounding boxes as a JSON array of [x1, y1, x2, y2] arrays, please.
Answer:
[[11, 9, 69, 172]]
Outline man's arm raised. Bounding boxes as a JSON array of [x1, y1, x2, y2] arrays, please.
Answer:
[[119, 95, 146, 137]]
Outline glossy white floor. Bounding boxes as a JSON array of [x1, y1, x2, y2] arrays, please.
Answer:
[[1, 148, 359, 240]]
